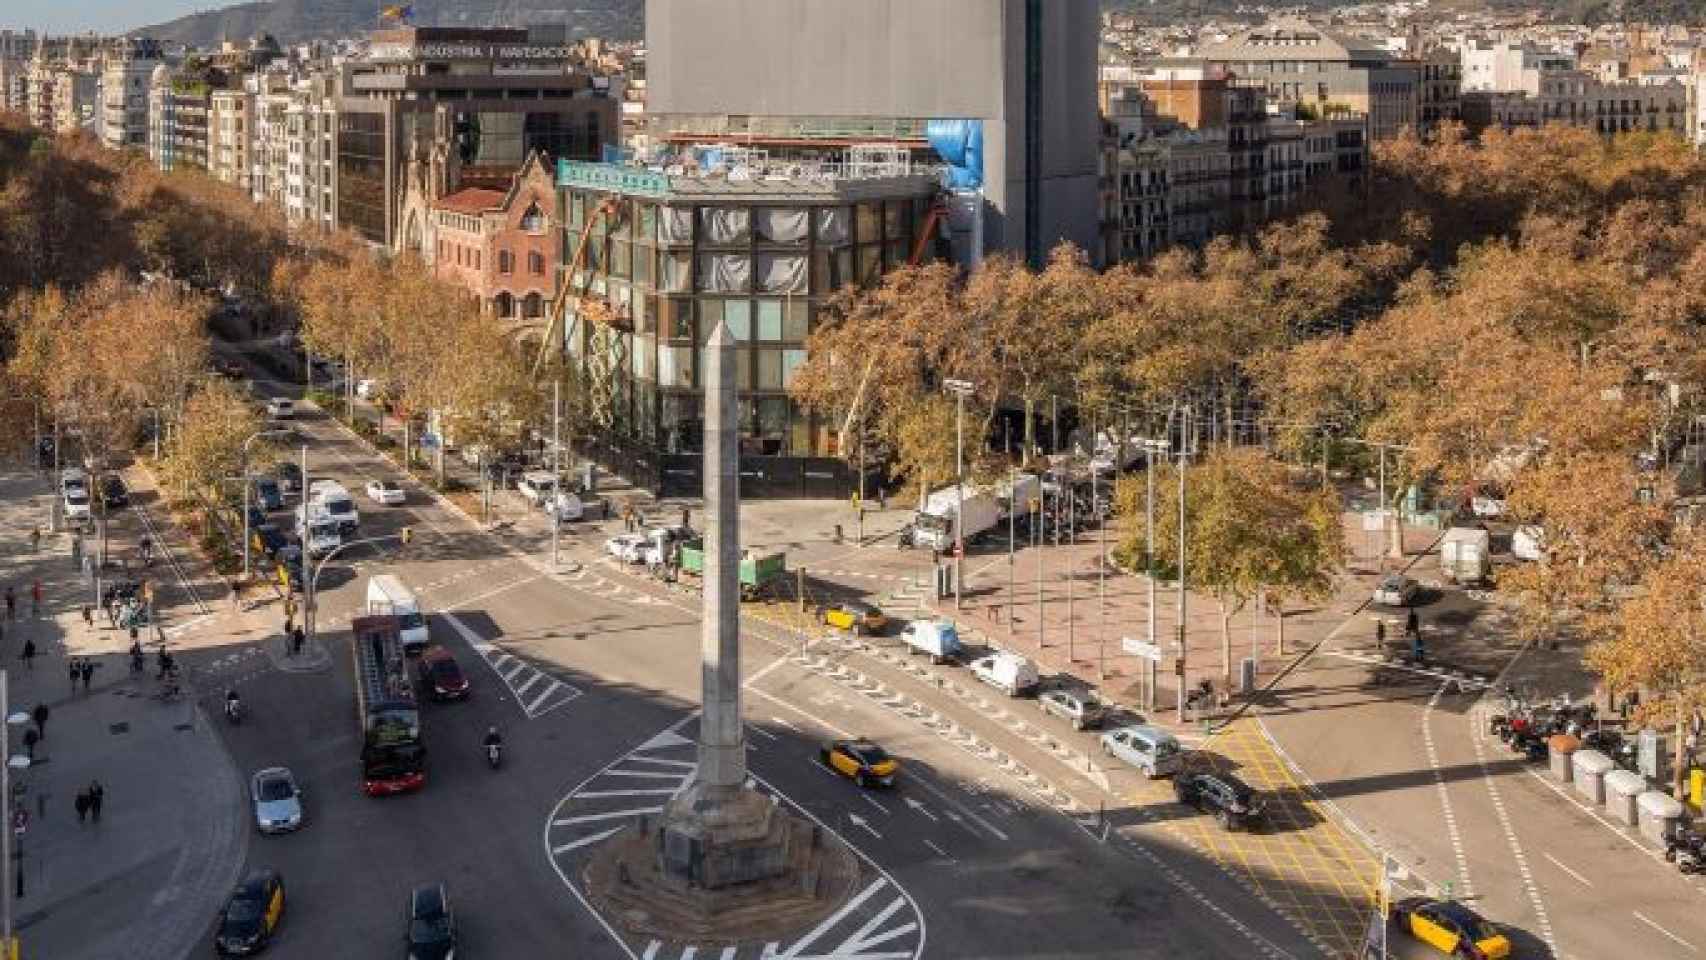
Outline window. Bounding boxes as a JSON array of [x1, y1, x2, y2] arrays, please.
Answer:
[[495, 292, 514, 317], [529, 251, 545, 275], [756, 300, 783, 341], [499, 250, 513, 274], [523, 293, 543, 318], [725, 300, 752, 340], [520, 202, 544, 232]]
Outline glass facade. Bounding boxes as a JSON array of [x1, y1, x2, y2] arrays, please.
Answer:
[[450, 109, 604, 167], [560, 184, 930, 463], [337, 112, 387, 244]]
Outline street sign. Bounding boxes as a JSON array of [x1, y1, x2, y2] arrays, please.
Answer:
[[1121, 637, 1162, 660]]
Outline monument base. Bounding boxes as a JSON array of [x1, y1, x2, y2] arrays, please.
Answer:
[[584, 793, 861, 944]]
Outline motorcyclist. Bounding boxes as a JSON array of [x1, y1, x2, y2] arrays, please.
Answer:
[[224, 688, 241, 718], [483, 725, 503, 749]]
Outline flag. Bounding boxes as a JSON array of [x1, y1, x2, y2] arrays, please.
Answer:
[[380, 3, 414, 22]]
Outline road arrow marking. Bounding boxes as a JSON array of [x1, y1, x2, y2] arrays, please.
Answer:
[[847, 812, 883, 839], [923, 838, 955, 862], [903, 797, 938, 822], [862, 793, 890, 815]]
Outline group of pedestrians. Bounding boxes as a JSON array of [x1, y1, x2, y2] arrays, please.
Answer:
[[67, 656, 97, 694], [72, 781, 105, 824]]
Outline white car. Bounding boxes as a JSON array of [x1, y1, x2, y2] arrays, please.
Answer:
[[60, 467, 88, 494], [355, 378, 381, 399], [544, 491, 584, 522], [517, 470, 557, 505], [250, 766, 304, 834], [605, 533, 647, 564], [364, 479, 406, 506], [265, 397, 295, 419], [62, 487, 91, 522], [1372, 574, 1420, 607]]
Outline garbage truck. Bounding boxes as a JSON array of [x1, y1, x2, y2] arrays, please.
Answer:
[[912, 484, 1001, 552]]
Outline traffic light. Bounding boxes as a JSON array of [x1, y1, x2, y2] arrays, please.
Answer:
[[400, 526, 413, 546]]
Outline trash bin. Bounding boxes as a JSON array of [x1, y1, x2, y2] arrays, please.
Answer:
[[1638, 790, 1685, 847], [1574, 749, 1613, 804], [1604, 769, 1645, 825], [1548, 733, 1580, 783]]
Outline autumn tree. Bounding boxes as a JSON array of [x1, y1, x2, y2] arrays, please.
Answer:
[[158, 377, 264, 500]]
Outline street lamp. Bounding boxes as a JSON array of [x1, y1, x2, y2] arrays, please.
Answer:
[[944, 379, 975, 611], [3, 686, 28, 949], [241, 428, 294, 581]]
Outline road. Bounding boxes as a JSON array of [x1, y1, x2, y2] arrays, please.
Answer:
[[167, 345, 1339, 958]]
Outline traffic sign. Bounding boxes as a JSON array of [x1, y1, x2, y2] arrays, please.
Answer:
[[1121, 637, 1162, 661]]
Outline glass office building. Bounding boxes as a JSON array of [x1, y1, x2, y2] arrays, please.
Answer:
[[556, 160, 940, 497]]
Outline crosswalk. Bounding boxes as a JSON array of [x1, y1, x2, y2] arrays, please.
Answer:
[[439, 608, 581, 719]]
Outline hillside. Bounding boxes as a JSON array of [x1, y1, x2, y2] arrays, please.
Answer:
[[133, 0, 644, 47]]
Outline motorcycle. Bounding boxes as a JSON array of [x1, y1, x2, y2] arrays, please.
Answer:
[[485, 741, 503, 769], [895, 525, 916, 550], [224, 695, 244, 725], [1666, 830, 1706, 875]]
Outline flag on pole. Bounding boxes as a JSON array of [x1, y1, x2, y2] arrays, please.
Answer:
[[380, 3, 415, 22]]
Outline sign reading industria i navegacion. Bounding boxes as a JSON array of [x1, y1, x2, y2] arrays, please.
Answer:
[[368, 42, 577, 61]]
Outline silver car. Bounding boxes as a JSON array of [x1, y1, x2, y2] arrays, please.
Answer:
[[1372, 574, 1420, 607], [1038, 689, 1106, 730], [1100, 724, 1185, 779], [250, 767, 304, 834]]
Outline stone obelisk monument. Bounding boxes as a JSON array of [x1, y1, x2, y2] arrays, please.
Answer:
[[657, 317, 790, 888]]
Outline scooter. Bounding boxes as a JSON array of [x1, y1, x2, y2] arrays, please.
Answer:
[[1666, 830, 1706, 875], [895, 525, 916, 550], [224, 695, 244, 725]]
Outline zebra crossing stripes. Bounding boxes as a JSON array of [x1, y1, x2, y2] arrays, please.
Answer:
[[545, 719, 925, 960], [440, 608, 581, 719]]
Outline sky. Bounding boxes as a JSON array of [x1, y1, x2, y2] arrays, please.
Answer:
[[7, 0, 241, 35]]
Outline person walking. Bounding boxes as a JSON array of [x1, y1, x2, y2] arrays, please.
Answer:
[[1405, 609, 1419, 638], [129, 639, 143, 674], [82, 604, 94, 631], [4, 586, 14, 621], [31, 579, 41, 619], [30, 703, 47, 741], [81, 659, 94, 692], [1375, 619, 1387, 656], [29, 526, 40, 553], [19, 638, 34, 670], [88, 781, 104, 822], [69, 658, 81, 696], [74, 790, 89, 824], [291, 626, 305, 656]]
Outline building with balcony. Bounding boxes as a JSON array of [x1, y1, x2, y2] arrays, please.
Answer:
[[209, 86, 254, 189], [424, 151, 561, 325], [334, 26, 615, 248], [552, 158, 939, 496], [1461, 73, 1688, 137], [98, 36, 159, 150], [284, 72, 338, 231]]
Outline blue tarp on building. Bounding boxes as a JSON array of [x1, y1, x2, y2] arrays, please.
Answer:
[[926, 119, 984, 190]]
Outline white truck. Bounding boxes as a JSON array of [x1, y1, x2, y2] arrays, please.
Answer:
[[308, 480, 360, 535], [900, 619, 962, 664], [365, 574, 430, 655], [1000, 473, 1042, 520], [295, 502, 343, 558], [1512, 525, 1545, 562], [1440, 526, 1492, 585], [913, 484, 1001, 552]]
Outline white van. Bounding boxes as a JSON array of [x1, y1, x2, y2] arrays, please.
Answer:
[[517, 470, 557, 505], [295, 502, 343, 557], [308, 480, 359, 534], [366, 574, 429, 655], [901, 619, 962, 663], [969, 651, 1039, 697]]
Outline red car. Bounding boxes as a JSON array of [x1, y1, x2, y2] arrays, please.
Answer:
[[416, 646, 470, 701]]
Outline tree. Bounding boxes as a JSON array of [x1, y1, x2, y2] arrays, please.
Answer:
[[158, 377, 262, 500]]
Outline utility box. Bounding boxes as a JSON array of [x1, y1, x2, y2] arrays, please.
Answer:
[[1574, 749, 1613, 804], [1240, 657, 1256, 694], [1548, 734, 1580, 783], [1638, 790, 1685, 847], [1638, 728, 1667, 782], [1604, 769, 1645, 825]]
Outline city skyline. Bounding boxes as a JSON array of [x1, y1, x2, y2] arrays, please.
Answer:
[[7, 0, 238, 35]]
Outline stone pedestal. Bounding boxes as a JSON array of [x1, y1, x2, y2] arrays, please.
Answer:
[[659, 782, 792, 889]]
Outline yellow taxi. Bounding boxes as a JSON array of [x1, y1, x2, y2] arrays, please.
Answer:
[[822, 601, 888, 635], [1390, 897, 1511, 960], [819, 739, 899, 787], [214, 867, 286, 955]]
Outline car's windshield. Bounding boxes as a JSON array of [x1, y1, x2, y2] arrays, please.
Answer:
[[324, 499, 352, 515], [397, 612, 426, 631], [1153, 739, 1180, 758], [431, 660, 462, 682], [223, 897, 262, 929], [258, 777, 294, 802], [257, 481, 278, 495], [916, 514, 951, 534]]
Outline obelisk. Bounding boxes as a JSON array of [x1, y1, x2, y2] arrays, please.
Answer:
[[657, 317, 789, 889]]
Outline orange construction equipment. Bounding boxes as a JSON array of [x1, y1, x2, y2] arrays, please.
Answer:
[[535, 196, 624, 374], [909, 199, 949, 265]]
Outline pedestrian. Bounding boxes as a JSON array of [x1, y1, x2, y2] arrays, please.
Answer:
[[31, 703, 47, 740], [81, 659, 94, 692], [878, 486, 887, 511], [682, 508, 691, 531], [1375, 619, 1386, 655], [129, 639, 143, 674], [29, 526, 40, 553], [82, 604, 94, 631], [622, 505, 633, 533], [1405, 609, 1419, 638], [20, 728, 37, 760], [291, 626, 305, 656], [74, 791, 89, 824], [88, 781, 103, 822], [4, 586, 13, 621], [20, 638, 34, 670], [31, 579, 41, 619], [232, 579, 244, 612], [69, 658, 81, 696]]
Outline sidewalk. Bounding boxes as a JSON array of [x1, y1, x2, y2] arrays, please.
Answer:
[[0, 463, 248, 960]]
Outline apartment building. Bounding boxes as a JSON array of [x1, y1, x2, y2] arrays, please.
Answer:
[[99, 37, 160, 150], [250, 73, 292, 210], [1461, 70, 1688, 136], [0, 30, 37, 114], [284, 73, 338, 231], [149, 64, 220, 172], [209, 86, 254, 189]]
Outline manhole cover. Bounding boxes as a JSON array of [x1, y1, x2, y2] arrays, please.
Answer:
[[108, 722, 130, 735], [173, 722, 194, 732]]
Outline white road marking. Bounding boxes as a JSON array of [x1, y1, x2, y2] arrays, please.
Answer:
[[642, 942, 660, 960], [513, 671, 543, 697], [553, 806, 664, 826], [845, 813, 882, 840], [551, 825, 624, 855], [862, 793, 890, 815], [625, 756, 696, 769], [746, 723, 779, 741], [777, 877, 887, 959], [1467, 706, 1557, 954], [771, 716, 798, 731], [906, 773, 1009, 842], [1420, 682, 1473, 898], [903, 797, 937, 822], [525, 680, 566, 714], [573, 788, 683, 799], [1542, 852, 1591, 887], [440, 606, 580, 719], [1635, 911, 1699, 953], [923, 839, 953, 861]]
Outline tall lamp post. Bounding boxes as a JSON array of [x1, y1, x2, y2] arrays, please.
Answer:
[[944, 379, 975, 611], [3, 677, 29, 957], [240, 428, 294, 581]]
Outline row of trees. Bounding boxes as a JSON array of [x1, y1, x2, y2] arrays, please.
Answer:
[[796, 123, 1706, 789]]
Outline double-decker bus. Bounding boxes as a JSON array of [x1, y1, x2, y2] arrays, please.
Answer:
[[351, 614, 425, 796]]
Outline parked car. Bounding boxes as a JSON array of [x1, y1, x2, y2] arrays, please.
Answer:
[[405, 882, 458, 960], [1174, 770, 1266, 831], [364, 479, 406, 506], [355, 378, 382, 400], [1388, 897, 1511, 960], [969, 652, 1040, 697], [252, 477, 283, 511], [214, 867, 286, 956], [1100, 724, 1184, 778], [819, 738, 899, 787], [416, 646, 470, 701], [517, 470, 558, 505], [605, 533, 648, 564], [250, 768, 303, 834], [62, 487, 90, 523], [265, 397, 295, 420], [60, 467, 87, 495], [1038, 688, 1107, 730], [99, 473, 129, 509], [822, 600, 888, 635], [544, 491, 585, 522], [1372, 574, 1420, 607]]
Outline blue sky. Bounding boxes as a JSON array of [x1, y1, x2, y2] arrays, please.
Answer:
[[8, 0, 240, 34]]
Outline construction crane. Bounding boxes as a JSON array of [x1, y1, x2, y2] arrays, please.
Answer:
[[534, 196, 624, 376]]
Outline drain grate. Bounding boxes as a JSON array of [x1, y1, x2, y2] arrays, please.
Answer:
[[173, 722, 194, 732], [108, 722, 130, 735]]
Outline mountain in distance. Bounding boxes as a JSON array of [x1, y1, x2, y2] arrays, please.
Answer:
[[133, 0, 644, 48]]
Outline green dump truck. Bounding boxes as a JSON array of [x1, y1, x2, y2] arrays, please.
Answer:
[[677, 540, 787, 599]]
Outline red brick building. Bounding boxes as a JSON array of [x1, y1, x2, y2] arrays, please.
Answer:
[[427, 151, 560, 323]]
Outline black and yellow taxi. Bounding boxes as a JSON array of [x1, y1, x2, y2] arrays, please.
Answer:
[[1390, 896, 1512, 960], [819, 738, 899, 787], [822, 601, 888, 635], [215, 867, 286, 955]]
